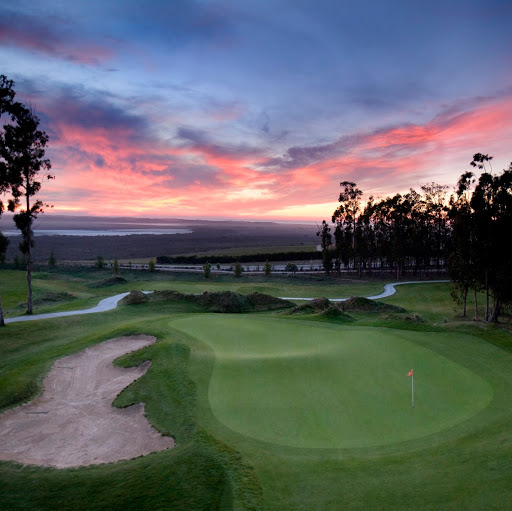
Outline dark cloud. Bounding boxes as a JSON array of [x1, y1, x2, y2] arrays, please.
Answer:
[[175, 125, 264, 159], [36, 84, 150, 143], [261, 133, 370, 169], [145, 157, 223, 188], [0, 7, 112, 65]]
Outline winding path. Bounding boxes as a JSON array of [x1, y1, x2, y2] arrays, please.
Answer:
[[4, 280, 449, 324]]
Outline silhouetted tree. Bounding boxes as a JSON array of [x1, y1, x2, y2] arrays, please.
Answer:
[[317, 220, 332, 274], [1, 77, 53, 315], [0, 75, 17, 325], [233, 262, 242, 277], [332, 181, 362, 273]]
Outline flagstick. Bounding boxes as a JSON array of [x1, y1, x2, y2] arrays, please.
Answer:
[[411, 372, 414, 408]]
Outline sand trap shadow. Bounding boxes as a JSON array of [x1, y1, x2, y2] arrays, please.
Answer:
[[0, 335, 174, 469]]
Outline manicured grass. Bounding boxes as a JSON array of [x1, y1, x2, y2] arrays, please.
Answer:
[[170, 315, 492, 448], [1, 269, 512, 510]]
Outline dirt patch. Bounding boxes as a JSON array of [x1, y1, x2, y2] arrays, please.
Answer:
[[0, 336, 174, 469]]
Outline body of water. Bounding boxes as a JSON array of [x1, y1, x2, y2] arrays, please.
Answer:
[[3, 229, 193, 237]]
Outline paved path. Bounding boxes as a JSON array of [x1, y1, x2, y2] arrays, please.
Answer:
[[5, 281, 449, 324]]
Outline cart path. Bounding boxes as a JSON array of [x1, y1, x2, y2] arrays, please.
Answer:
[[5, 280, 449, 324], [0, 335, 174, 468]]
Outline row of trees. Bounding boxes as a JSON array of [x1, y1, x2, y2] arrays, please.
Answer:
[[318, 180, 451, 279], [449, 156, 512, 322], [1, 74, 53, 325], [318, 154, 512, 322]]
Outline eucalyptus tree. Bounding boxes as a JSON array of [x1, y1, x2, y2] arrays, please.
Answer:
[[331, 181, 362, 273], [0, 75, 53, 315], [0, 74, 17, 325], [316, 220, 333, 274]]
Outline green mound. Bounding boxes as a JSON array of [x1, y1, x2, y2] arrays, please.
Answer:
[[288, 297, 332, 314], [246, 292, 294, 311], [148, 289, 293, 313], [89, 276, 128, 288], [120, 290, 149, 305], [196, 291, 252, 313], [33, 291, 76, 305], [150, 289, 191, 302], [320, 306, 354, 321], [340, 296, 406, 313], [171, 316, 493, 449]]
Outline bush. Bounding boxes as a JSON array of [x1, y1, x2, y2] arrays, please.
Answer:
[[95, 255, 105, 269]]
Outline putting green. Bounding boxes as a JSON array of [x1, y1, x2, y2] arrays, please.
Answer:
[[170, 316, 493, 448]]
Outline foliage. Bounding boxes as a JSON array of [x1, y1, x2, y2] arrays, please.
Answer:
[[48, 249, 57, 268], [449, 156, 512, 322], [148, 259, 156, 272], [263, 260, 272, 276], [233, 261, 242, 277], [203, 261, 211, 279], [95, 255, 105, 269], [285, 262, 298, 273], [1, 75, 54, 316], [157, 249, 320, 265], [113, 258, 119, 274]]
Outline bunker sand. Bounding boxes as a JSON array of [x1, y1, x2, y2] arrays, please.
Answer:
[[0, 335, 174, 468]]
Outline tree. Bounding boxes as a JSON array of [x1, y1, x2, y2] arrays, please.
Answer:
[[95, 255, 105, 268], [332, 181, 362, 273], [0, 75, 17, 325], [1, 78, 53, 315], [285, 262, 298, 273], [233, 262, 242, 277], [449, 156, 512, 323], [203, 262, 212, 279], [148, 259, 156, 272], [263, 260, 272, 276], [48, 249, 57, 268], [113, 258, 119, 274], [316, 220, 333, 274]]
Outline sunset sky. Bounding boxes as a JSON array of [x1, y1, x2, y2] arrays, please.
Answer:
[[1, 0, 511, 221]]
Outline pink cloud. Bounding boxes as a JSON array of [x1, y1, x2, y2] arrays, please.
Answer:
[[35, 91, 512, 220]]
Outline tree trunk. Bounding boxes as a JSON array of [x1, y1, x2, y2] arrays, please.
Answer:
[[0, 293, 5, 326], [491, 296, 500, 323], [462, 287, 468, 317], [484, 269, 489, 322], [26, 193, 33, 315], [473, 287, 478, 321]]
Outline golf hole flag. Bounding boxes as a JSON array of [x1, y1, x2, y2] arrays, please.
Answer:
[[406, 369, 414, 407]]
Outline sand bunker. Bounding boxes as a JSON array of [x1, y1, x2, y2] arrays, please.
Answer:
[[0, 335, 174, 469]]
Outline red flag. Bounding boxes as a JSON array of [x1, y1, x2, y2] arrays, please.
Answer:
[[407, 369, 413, 377]]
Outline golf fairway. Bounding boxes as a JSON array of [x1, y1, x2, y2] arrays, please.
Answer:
[[171, 316, 493, 448]]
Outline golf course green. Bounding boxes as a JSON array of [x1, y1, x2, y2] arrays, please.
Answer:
[[2, 269, 512, 510], [170, 315, 493, 448]]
